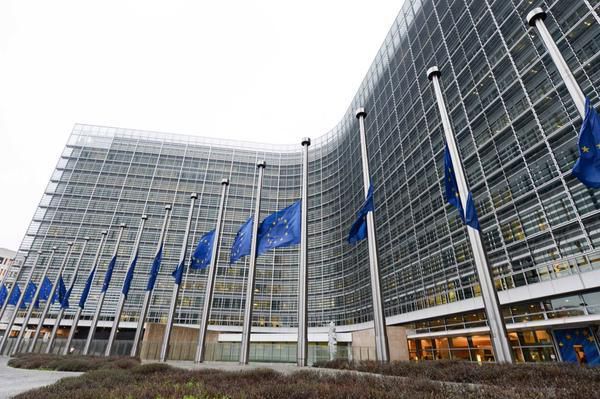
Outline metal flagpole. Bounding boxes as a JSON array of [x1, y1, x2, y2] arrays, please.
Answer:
[[0, 251, 41, 354], [297, 138, 310, 366], [46, 237, 90, 354], [0, 254, 28, 321], [29, 242, 74, 351], [526, 8, 586, 118], [83, 224, 126, 356], [195, 179, 229, 363], [159, 193, 197, 362], [131, 205, 171, 358], [64, 231, 107, 355], [105, 215, 147, 356], [355, 108, 390, 363], [427, 67, 514, 363], [240, 160, 266, 365], [11, 247, 57, 355]]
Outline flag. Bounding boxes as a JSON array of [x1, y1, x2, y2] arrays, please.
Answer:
[[8, 284, 21, 306], [230, 217, 253, 264], [445, 144, 480, 230], [101, 255, 117, 292], [61, 287, 72, 309], [146, 244, 163, 291], [38, 276, 53, 301], [190, 230, 215, 270], [171, 260, 185, 285], [444, 144, 464, 221], [79, 266, 95, 309], [22, 281, 39, 309], [572, 97, 600, 188], [0, 284, 7, 307], [122, 251, 139, 299], [52, 276, 67, 305], [348, 185, 374, 244], [465, 192, 480, 230], [257, 201, 301, 255]]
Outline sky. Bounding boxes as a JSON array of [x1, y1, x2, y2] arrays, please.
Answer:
[[0, 0, 402, 251]]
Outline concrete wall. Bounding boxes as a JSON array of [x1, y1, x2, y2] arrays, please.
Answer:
[[351, 326, 408, 361]]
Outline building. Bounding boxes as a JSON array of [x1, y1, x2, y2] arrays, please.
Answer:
[[5, 0, 600, 364], [0, 248, 17, 283]]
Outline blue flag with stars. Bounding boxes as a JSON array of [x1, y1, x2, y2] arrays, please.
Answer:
[[444, 145, 464, 220], [79, 266, 96, 309], [230, 217, 253, 264], [190, 230, 215, 270], [171, 260, 185, 285], [8, 284, 21, 306], [61, 286, 73, 309], [444, 144, 480, 230], [0, 283, 7, 307], [22, 281, 39, 309], [348, 185, 374, 245], [51, 276, 67, 305], [257, 201, 301, 255], [101, 255, 118, 293], [572, 97, 600, 188], [122, 251, 139, 299], [146, 244, 163, 291], [38, 276, 53, 301]]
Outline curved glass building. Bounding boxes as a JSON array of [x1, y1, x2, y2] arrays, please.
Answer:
[[4, 0, 600, 363]]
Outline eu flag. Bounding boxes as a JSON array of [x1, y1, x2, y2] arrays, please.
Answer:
[[38, 276, 53, 301], [122, 251, 139, 299], [146, 244, 163, 291], [171, 260, 185, 285], [190, 230, 215, 270], [444, 144, 464, 220], [348, 185, 374, 245], [572, 97, 600, 188], [465, 192, 480, 230], [101, 255, 118, 293], [445, 144, 480, 230], [230, 217, 253, 264], [22, 281, 39, 309], [8, 283, 21, 306], [257, 201, 301, 255], [0, 283, 7, 307], [61, 286, 72, 309], [52, 276, 67, 305], [79, 267, 96, 309]]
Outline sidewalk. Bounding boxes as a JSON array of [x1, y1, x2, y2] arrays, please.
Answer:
[[0, 357, 82, 399]]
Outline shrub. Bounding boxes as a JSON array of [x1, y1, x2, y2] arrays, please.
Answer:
[[8, 353, 140, 372]]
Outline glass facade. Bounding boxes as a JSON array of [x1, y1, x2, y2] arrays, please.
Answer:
[[9, 0, 600, 347]]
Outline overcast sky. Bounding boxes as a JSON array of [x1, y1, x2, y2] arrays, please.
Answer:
[[0, 0, 402, 251]]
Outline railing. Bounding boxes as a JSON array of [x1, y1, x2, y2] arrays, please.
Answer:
[[1, 336, 377, 364]]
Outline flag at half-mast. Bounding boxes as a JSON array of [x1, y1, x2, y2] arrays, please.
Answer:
[[348, 185, 374, 245], [444, 144, 480, 230]]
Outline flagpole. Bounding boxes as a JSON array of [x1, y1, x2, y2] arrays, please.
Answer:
[[105, 215, 147, 356], [83, 224, 126, 356], [64, 231, 107, 355], [297, 138, 310, 366], [131, 205, 171, 358], [160, 193, 197, 362], [526, 8, 586, 118], [0, 254, 28, 321], [11, 247, 57, 355], [195, 179, 229, 363], [355, 108, 390, 363], [0, 251, 41, 354], [46, 237, 90, 354], [29, 242, 74, 352], [427, 67, 513, 363], [240, 160, 266, 365]]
